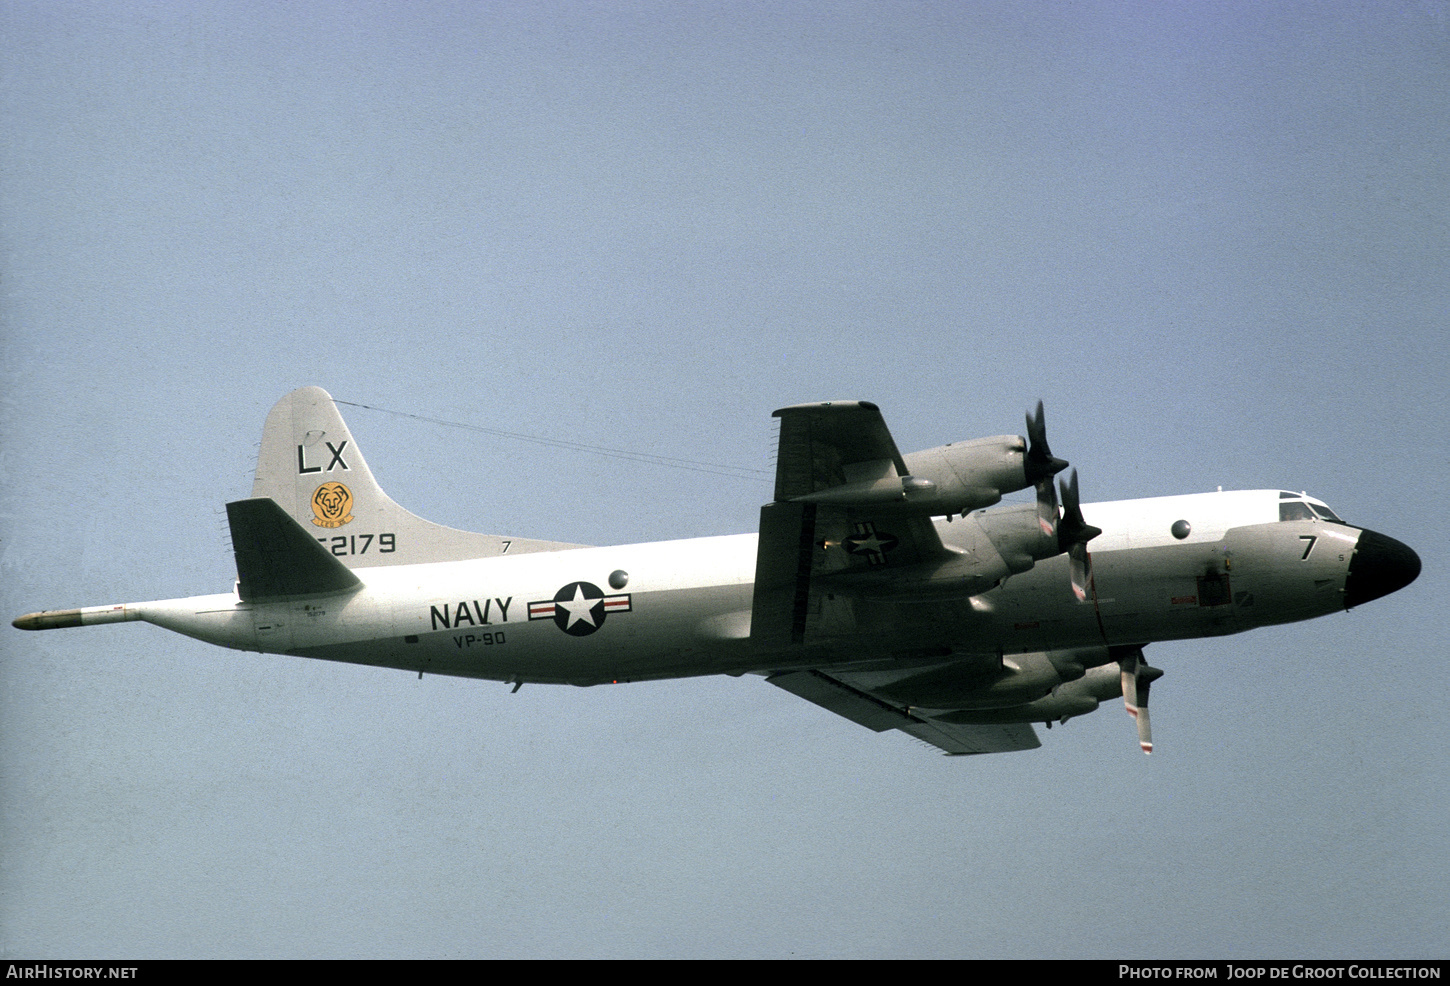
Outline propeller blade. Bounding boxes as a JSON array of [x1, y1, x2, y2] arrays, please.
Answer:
[[1056, 470, 1102, 551], [1057, 469, 1102, 600], [1066, 543, 1092, 602], [1118, 649, 1163, 755], [1024, 401, 1070, 485], [1120, 652, 1140, 716], [1136, 672, 1154, 754], [1035, 473, 1059, 536]]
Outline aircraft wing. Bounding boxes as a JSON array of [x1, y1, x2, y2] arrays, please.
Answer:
[[766, 667, 1041, 755], [769, 399, 910, 504], [752, 401, 958, 650], [750, 401, 1043, 755]]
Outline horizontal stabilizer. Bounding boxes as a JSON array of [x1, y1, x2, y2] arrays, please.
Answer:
[[227, 497, 362, 601]]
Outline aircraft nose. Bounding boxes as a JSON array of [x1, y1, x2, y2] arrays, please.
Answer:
[[1343, 529, 1421, 609]]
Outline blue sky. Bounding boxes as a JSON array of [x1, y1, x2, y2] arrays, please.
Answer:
[[2, 1, 1446, 958]]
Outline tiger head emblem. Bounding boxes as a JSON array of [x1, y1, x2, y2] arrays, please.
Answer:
[[310, 482, 354, 528]]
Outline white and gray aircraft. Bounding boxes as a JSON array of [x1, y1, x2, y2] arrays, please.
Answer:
[[13, 387, 1420, 755]]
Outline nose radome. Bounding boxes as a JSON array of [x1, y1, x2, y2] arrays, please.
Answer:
[[1344, 529, 1421, 609]]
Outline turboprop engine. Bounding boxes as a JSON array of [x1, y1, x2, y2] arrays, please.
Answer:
[[972, 502, 1061, 575], [837, 495, 1077, 602], [817, 403, 1098, 603], [873, 649, 1105, 712], [899, 434, 1033, 516], [970, 465, 1102, 596], [932, 663, 1125, 724], [898, 402, 1070, 518]]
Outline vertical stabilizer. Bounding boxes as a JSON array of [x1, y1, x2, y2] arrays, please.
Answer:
[[250, 387, 583, 567]]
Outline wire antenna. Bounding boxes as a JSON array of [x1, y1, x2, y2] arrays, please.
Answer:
[[335, 400, 772, 482]]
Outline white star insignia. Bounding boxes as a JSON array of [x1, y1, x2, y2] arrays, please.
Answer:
[[556, 584, 601, 630], [851, 533, 886, 554]]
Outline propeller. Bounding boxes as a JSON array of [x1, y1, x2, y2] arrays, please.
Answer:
[[1024, 401, 1070, 485], [1118, 649, 1164, 754], [1056, 469, 1102, 601], [1025, 401, 1069, 535]]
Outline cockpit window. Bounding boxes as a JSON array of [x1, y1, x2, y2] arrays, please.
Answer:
[[1279, 499, 1346, 523], [1279, 501, 1316, 522]]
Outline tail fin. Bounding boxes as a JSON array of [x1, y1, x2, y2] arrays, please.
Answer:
[[250, 386, 581, 568]]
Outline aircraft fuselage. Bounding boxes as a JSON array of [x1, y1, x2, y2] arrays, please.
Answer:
[[73, 489, 1398, 691]]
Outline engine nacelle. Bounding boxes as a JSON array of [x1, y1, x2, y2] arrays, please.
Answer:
[[875, 649, 1087, 710], [972, 502, 1062, 574], [822, 509, 1015, 601], [822, 502, 1058, 602], [900, 435, 1030, 516], [930, 663, 1123, 724]]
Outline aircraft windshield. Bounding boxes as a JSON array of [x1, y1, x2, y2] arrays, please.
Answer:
[[1278, 498, 1345, 523], [1280, 501, 1316, 521]]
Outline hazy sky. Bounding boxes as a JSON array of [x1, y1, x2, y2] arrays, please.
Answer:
[[2, 1, 1446, 959]]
